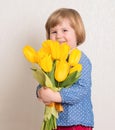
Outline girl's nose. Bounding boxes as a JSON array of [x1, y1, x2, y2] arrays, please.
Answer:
[[56, 32, 63, 39]]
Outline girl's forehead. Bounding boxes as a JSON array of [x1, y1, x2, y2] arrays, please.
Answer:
[[51, 18, 71, 27], [57, 18, 70, 23]]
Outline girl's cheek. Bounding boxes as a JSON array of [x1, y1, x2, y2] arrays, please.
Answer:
[[50, 36, 56, 40], [49, 35, 53, 40]]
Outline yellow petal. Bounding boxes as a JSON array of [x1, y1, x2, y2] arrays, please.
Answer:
[[50, 40, 60, 60], [69, 64, 82, 74], [42, 40, 51, 54], [42, 40, 61, 60], [69, 49, 82, 66], [39, 54, 53, 72], [36, 48, 47, 64], [23, 45, 36, 63], [60, 43, 70, 60], [55, 60, 69, 82]]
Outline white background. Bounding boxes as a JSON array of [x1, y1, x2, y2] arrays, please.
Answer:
[[0, 0, 115, 130]]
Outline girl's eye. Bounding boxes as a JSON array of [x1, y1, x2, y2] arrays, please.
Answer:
[[50, 31, 57, 34], [63, 29, 68, 32]]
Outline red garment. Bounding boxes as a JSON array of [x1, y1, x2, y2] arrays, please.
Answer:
[[54, 125, 92, 130]]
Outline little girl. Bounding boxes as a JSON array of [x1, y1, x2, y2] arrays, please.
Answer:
[[36, 8, 94, 130]]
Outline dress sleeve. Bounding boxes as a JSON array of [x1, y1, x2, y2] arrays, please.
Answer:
[[36, 84, 42, 98], [59, 53, 92, 104]]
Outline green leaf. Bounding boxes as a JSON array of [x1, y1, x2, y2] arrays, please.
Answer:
[[44, 72, 60, 91], [59, 71, 81, 88], [47, 61, 57, 87], [41, 106, 58, 130], [50, 107, 58, 118], [44, 73, 53, 89], [31, 66, 45, 85], [44, 106, 58, 121], [59, 71, 77, 87]]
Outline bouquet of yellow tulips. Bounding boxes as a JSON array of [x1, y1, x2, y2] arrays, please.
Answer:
[[23, 40, 82, 130]]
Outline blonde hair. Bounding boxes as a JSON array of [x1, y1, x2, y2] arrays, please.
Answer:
[[45, 8, 86, 46]]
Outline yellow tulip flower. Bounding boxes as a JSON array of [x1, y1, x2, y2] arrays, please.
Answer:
[[69, 64, 82, 74], [23, 45, 36, 63], [60, 43, 70, 60], [50, 40, 61, 60], [68, 49, 82, 66], [42, 40, 51, 54], [55, 60, 69, 82], [42, 40, 61, 60], [36, 48, 48, 64], [39, 54, 53, 72]]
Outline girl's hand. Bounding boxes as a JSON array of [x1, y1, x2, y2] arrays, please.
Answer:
[[38, 87, 62, 104]]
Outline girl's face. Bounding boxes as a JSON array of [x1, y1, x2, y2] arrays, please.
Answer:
[[49, 18, 77, 48]]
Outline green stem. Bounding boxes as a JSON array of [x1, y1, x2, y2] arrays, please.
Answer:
[[58, 82, 60, 87]]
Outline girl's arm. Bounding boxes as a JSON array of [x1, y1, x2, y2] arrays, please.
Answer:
[[38, 87, 62, 104], [36, 84, 62, 104], [60, 53, 92, 104]]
